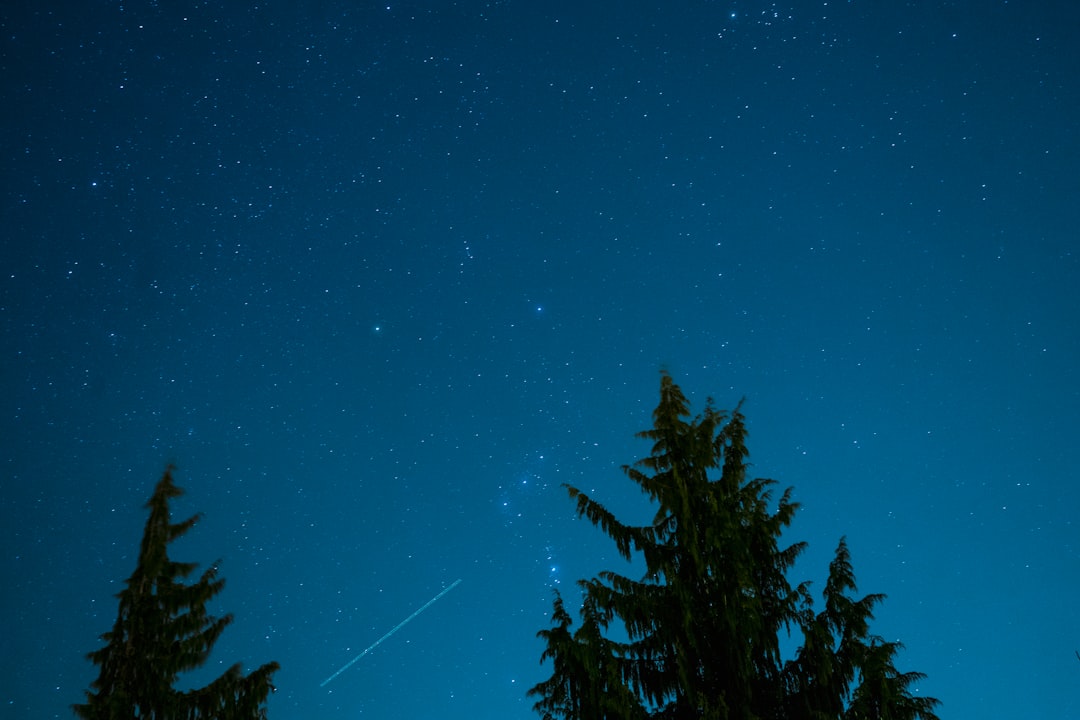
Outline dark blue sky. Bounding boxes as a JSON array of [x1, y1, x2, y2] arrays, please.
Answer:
[[3, 1, 1078, 718]]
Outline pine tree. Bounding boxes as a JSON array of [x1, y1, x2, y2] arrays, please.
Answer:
[[74, 465, 279, 720], [530, 372, 939, 720], [528, 591, 647, 720]]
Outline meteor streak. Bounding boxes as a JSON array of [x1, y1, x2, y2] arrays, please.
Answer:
[[320, 578, 463, 687]]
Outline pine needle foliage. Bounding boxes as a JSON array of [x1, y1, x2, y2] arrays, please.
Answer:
[[74, 465, 279, 720], [530, 373, 939, 720]]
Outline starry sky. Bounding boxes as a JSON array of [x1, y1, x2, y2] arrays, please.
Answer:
[[2, 1, 1078, 718]]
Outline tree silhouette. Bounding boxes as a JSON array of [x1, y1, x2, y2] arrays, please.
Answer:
[[528, 590, 647, 720], [74, 465, 279, 719], [530, 372, 939, 720]]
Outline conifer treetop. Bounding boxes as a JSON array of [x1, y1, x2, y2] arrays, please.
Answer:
[[74, 465, 279, 720]]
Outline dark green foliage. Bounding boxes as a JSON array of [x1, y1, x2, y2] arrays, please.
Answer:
[[530, 373, 939, 720], [74, 466, 279, 720], [528, 591, 647, 720]]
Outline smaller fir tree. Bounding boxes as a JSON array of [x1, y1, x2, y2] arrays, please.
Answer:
[[74, 465, 279, 720]]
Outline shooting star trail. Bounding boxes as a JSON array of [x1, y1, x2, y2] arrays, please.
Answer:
[[320, 578, 463, 688]]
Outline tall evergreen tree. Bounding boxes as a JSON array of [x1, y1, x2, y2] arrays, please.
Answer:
[[530, 373, 939, 720], [74, 466, 279, 720]]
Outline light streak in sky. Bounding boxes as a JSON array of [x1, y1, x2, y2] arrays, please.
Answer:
[[320, 578, 463, 688]]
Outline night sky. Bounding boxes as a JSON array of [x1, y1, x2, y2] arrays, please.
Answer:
[[3, 1, 1079, 718]]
